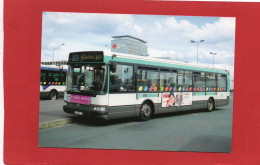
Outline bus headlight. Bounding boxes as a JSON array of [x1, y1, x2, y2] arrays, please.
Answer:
[[93, 106, 106, 112]]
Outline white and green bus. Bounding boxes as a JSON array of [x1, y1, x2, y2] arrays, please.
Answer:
[[63, 51, 230, 121]]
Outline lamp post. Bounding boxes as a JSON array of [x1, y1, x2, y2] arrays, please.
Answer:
[[53, 43, 64, 62], [190, 40, 204, 64], [210, 52, 217, 67]]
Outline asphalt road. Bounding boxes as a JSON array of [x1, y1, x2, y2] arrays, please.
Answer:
[[39, 95, 233, 153], [39, 98, 73, 122]]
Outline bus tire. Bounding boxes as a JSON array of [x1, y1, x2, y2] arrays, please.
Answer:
[[207, 98, 214, 112], [49, 90, 58, 100], [139, 102, 153, 121]]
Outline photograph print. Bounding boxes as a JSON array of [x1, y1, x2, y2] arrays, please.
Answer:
[[39, 12, 235, 153]]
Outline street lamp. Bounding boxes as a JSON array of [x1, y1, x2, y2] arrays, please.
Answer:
[[53, 43, 64, 62], [105, 45, 110, 50], [190, 40, 204, 64], [210, 52, 217, 67]]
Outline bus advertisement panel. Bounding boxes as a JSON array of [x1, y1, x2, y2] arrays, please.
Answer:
[[162, 92, 192, 107]]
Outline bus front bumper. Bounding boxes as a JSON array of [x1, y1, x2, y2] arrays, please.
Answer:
[[63, 102, 108, 120]]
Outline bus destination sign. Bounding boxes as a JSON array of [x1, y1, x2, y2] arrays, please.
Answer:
[[81, 53, 103, 62], [69, 51, 104, 62]]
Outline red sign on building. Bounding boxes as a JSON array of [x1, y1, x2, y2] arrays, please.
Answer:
[[112, 44, 117, 49]]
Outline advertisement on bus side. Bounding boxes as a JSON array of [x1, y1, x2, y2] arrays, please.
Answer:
[[162, 92, 192, 107]]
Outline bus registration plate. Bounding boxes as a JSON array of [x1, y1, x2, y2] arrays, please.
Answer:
[[75, 111, 83, 115]]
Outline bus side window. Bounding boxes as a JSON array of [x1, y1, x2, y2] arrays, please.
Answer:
[[137, 67, 158, 92], [41, 72, 46, 82], [217, 74, 227, 91], [159, 70, 168, 92], [47, 72, 54, 82], [177, 71, 184, 91], [61, 72, 66, 83], [109, 64, 134, 93], [206, 73, 217, 92], [53, 72, 60, 82], [193, 72, 206, 91], [110, 64, 116, 73], [109, 65, 116, 85]]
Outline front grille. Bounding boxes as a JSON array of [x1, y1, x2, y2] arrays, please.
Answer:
[[67, 102, 93, 110]]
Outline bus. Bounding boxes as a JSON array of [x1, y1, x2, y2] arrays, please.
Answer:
[[40, 65, 67, 100], [63, 51, 230, 121]]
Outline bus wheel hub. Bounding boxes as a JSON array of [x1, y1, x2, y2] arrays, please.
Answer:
[[143, 105, 151, 117]]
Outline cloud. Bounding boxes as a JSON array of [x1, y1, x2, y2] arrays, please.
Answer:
[[133, 24, 143, 34], [43, 12, 135, 36]]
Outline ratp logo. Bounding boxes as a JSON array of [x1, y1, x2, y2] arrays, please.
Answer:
[[112, 44, 117, 49]]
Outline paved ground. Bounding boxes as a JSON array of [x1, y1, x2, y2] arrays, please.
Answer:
[[39, 98, 73, 122], [39, 95, 233, 153], [39, 98, 77, 129]]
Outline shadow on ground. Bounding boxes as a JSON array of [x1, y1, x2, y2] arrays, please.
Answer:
[[73, 108, 225, 127]]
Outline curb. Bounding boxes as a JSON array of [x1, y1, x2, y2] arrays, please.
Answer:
[[39, 118, 76, 130]]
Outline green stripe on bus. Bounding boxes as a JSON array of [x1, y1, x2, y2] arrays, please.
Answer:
[[194, 92, 218, 96], [137, 93, 158, 98], [206, 92, 217, 95], [193, 92, 205, 96]]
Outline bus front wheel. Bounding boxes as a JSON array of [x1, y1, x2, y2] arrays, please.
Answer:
[[207, 98, 214, 112], [49, 90, 58, 100], [139, 102, 153, 121]]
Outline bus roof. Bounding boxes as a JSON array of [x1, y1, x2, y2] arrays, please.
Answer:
[[103, 50, 229, 74]]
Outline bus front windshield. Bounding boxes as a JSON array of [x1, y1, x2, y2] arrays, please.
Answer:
[[66, 64, 107, 95]]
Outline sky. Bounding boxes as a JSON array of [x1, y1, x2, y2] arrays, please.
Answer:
[[41, 12, 236, 80]]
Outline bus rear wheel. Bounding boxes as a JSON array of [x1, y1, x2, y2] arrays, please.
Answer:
[[207, 98, 214, 112], [139, 102, 153, 121], [49, 90, 58, 100]]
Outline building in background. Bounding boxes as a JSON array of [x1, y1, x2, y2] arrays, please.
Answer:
[[111, 35, 148, 56]]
